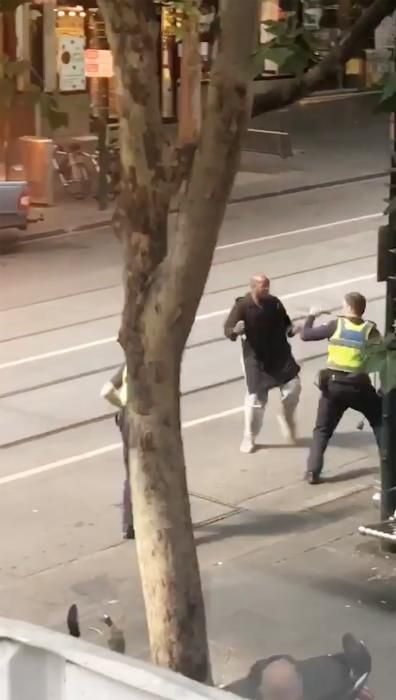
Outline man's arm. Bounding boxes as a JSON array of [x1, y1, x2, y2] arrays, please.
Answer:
[[101, 364, 125, 408], [224, 298, 244, 341], [111, 366, 124, 390], [277, 300, 296, 337], [300, 314, 337, 342]]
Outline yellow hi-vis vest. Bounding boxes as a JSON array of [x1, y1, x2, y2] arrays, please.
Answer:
[[327, 317, 374, 373]]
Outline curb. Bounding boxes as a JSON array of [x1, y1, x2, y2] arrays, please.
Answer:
[[19, 170, 387, 243]]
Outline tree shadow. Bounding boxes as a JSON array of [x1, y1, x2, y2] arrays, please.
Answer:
[[289, 566, 396, 615], [195, 501, 361, 548], [254, 431, 377, 452]]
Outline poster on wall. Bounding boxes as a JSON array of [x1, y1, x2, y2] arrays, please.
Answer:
[[58, 36, 86, 92]]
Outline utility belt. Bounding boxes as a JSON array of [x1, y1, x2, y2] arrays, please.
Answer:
[[317, 368, 371, 394]]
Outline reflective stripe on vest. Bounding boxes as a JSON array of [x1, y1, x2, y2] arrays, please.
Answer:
[[327, 317, 373, 372]]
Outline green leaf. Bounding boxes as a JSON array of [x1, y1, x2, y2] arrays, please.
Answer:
[[40, 93, 68, 130], [259, 46, 294, 68], [282, 45, 313, 76], [376, 72, 396, 112], [263, 19, 290, 39]]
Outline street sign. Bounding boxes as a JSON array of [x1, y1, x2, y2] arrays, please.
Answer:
[[84, 49, 114, 78]]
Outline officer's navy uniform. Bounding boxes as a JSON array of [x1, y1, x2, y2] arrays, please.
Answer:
[[301, 314, 382, 483]]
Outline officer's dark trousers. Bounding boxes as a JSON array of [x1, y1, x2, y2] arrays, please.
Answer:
[[307, 376, 382, 478], [116, 408, 134, 536]]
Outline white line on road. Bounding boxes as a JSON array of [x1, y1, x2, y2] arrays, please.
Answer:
[[216, 213, 382, 251], [0, 272, 377, 370], [196, 273, 377, 321], [0, 406, 244, 486]]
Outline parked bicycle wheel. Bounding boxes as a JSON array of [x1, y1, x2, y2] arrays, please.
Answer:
[[66, 160, 92, 200]]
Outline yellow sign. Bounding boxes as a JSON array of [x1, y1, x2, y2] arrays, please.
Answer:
[[56, 15, 85, 38]]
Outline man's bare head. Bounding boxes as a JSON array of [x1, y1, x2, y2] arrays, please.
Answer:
[[251, 275, 270, 301], [259, 659, 303, 700]]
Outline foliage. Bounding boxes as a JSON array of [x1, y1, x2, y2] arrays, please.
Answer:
[[255, 16, 320, 77], [377, 71, 396, 113], [0, 56, 68, 130], [0, 0, 27, 10], [0, 4, 67, 134]]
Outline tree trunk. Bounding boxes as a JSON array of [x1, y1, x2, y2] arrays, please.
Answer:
[[99, 0, 259, 683], [178, 3, 202, 146], [125, 327, 209, 679]]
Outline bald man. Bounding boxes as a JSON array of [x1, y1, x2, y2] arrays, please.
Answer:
[[224, 275, 301, 453], [259, 659, 304, 700]]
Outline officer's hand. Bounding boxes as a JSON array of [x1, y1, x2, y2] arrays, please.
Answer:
[[308, 306, 331, 319], [233, 320, 245, 335], [291, 322, 303, 335], [308, 306, 321, 318]]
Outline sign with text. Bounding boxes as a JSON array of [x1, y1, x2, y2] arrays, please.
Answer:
[[58, 36, 86, 92], [84, 49, 114, 78]]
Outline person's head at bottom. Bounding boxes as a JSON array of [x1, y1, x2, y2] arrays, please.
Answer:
[[259, 658, 304, 700], [251, 274, 270, 302], [342, 291, 366, 320]]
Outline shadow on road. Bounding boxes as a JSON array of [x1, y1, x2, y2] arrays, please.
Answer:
[[325, 466, 376, 484], [195, 500, 363, 548]]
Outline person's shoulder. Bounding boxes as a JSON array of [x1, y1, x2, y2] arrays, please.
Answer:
[[234, 293, 251, 306], [266, 294, 284, 310]]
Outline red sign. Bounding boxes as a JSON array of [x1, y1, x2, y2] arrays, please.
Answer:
[[84, 49, 114, 78]]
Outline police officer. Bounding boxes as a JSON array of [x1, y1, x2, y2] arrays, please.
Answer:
[[300, 292, 382, 484], [101, 365, 135, 539]]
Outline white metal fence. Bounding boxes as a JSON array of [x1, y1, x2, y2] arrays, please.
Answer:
[[0, 617, 237, 700]]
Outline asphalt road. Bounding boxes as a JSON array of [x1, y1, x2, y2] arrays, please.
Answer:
[[0, 177, 393, 693]]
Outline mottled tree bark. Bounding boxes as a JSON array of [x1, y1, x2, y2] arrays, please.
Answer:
[[178, 1, 202, 146], [99, 0, 258, 682]]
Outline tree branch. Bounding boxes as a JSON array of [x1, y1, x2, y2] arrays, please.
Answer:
[[157, 0, 259, 345], [252, 0, 396, 117], [98, 0, 169, 256]]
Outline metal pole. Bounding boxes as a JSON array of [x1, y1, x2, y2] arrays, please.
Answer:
[[380, 109, 396, 551], [97, 76, 108, 211]]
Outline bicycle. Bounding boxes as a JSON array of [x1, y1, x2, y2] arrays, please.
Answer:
[[52, 143, 93, 200], [77, 139, 121, 201]]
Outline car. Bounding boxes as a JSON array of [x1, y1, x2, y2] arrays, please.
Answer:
[[0, 180, 30, 231]]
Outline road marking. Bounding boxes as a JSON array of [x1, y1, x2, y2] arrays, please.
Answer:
[[215, 213, 382, 251], [195, 273, 377, 321], [0, 406, 244, 486], [0, 273, 377, 370], [0, 336, 116, 370]]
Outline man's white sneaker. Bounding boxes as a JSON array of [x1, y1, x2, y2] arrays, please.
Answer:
[[372, 491, 381, 507], [240, 436, 255, 454], [277, 414, 297, 444]]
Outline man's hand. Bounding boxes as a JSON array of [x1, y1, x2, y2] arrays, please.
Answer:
[[233, 320, 245, 336]]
